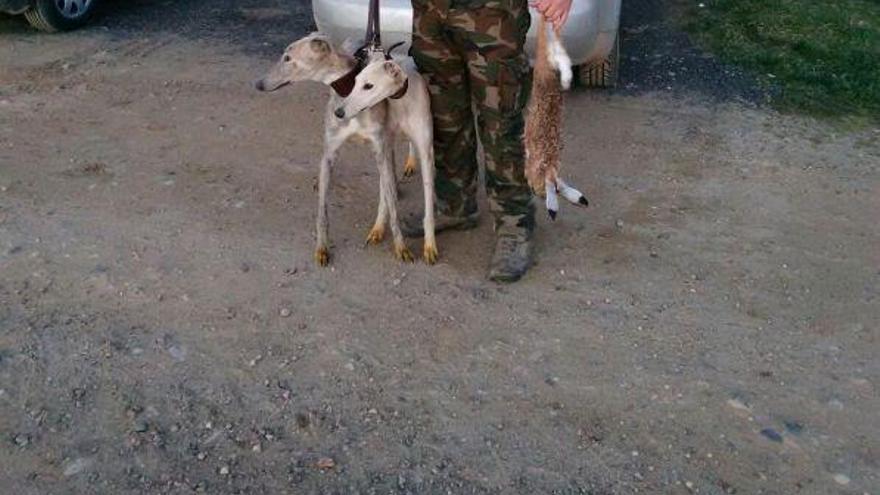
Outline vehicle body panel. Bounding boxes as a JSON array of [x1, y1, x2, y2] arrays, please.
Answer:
[[313, 0, 621, 66], [0, 0, 31, 14]]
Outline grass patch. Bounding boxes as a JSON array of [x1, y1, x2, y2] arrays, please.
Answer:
[[680, 0, 880, 119]]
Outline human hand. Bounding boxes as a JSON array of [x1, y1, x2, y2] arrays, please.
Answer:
[[530, 0, 573, 31]]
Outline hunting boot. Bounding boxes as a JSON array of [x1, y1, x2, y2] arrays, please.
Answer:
[[487, 212, 535, 283], [401, 211, 479, 238]]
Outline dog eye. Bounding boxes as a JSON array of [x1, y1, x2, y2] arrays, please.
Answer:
[[283, 55, 292, 63], [363, 83, 374, 90]]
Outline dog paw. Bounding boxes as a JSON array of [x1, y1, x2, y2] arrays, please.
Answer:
[[403, 155, 417, 178], [365, 225, 385, 246], [314, 247, 330, 266], [394, 243, 415, 263], [423, 243, 439, 265]]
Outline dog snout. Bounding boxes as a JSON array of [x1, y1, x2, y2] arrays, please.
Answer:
[[254, 79, 266, 91], [334, 107, 346, 119]]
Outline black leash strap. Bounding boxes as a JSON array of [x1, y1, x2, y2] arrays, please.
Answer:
[[366, 0, 381, 49], [331, 0, 381, 96]]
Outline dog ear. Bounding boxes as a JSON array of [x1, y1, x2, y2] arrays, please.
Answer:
[[382, 61, 404, 83], [309, 37, 331, 56]]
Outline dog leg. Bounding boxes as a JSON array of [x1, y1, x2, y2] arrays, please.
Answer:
[[315, 133, 345, 266], [374, 135, 413, 262], [417, 140, 438, 264], [365, 176, 387, 246], [403, 142, 418, 178]]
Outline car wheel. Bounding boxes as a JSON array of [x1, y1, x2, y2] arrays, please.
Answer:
[[24, 0, 97, 32], [577, 33, 619, 88]]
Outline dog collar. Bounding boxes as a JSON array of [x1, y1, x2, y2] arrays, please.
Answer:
[[389, 78, 408, 100]]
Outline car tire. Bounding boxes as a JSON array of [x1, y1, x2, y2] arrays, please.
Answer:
[[24, 0, 97, 32], [577, 33, 619, 88]]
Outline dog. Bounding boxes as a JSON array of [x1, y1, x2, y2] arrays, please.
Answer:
[[333, 55, 438, 263], [255, 33, 437, 266]]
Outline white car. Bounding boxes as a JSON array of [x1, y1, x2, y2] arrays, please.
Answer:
[[312, 0, 622, 87]]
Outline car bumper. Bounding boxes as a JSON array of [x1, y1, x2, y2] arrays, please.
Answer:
[[313, 0, 620, 66], [0, 0, 30, 14]]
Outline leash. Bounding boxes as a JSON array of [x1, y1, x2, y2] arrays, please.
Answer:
[[365, 0, 381, 50], [330, 0, 409, 98]]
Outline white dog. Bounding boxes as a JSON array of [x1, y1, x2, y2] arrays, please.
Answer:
[[255, 33, 437, 266], [333, 55, 437, 260]]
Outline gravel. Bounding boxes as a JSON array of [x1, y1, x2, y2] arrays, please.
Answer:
[[616, 0, 773, 105]]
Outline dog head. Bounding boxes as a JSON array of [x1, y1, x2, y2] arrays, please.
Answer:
[[333, 60, 407, 119], [255, 33, 341, 91]]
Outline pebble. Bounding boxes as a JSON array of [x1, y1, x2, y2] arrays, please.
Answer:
[[783, 421, 803, 434], [726, 398, 750, 411], [219, 466, 229, 475], [63, 457, 93, 477], [167, 345, 187, 362], [760, 428, 783, 443], [832, 473, 850, 485], [14, 434, 29, 447], [279, 308, 291, 318], [315, 457, 335, 470], [295, 413, 310, 429]]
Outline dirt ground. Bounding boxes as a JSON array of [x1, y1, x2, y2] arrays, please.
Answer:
[[1, 1, 879, 494]]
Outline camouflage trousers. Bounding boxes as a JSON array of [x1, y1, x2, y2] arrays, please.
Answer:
[[411, 0, 535, 228]]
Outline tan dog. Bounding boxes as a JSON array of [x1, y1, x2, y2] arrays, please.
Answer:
[[334, 55, 438, 263], [255, 33, 437, 265]]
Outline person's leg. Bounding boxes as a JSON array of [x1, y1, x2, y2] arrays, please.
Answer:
[[407, 0, 480, 236], [450, 0, 537, 281]]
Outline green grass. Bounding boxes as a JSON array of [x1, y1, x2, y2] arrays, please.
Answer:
[[681, 0, 880, 120]]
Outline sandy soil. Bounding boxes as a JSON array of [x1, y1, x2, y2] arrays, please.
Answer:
[[1, 2, 879, 494]]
